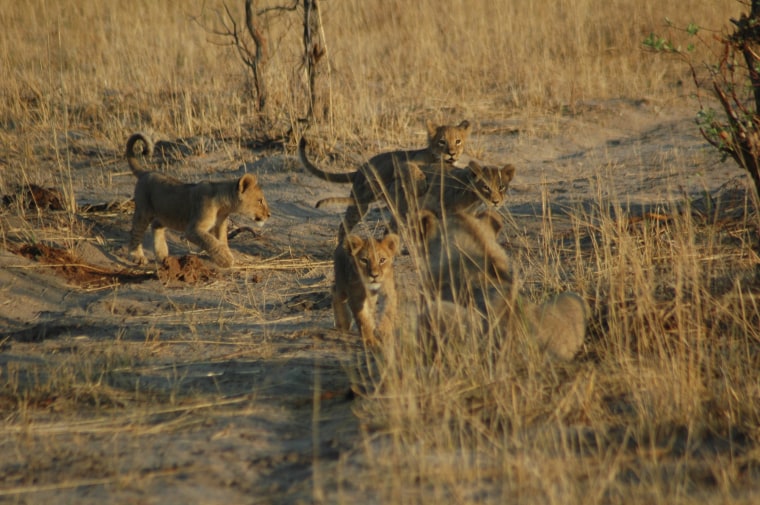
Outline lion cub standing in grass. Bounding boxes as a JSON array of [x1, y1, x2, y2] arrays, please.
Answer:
[[332, 233, 401, 346], [317, 159, 516, 234], [299, 119, 472, 241], [417, 209, 588, 360], [124, 133, 271, 267]]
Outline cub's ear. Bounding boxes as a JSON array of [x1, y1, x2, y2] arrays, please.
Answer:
[[458, 120, 472, 134], [418, 209, 439, 242], [501, 164, 516, 182], [467, 160, 484, 178], [238, 173, 259, 193], [477, 209, 504, 235], [344, 235, 365, 256], [425, 119, 438, 139], [381, 233, 401, 256]]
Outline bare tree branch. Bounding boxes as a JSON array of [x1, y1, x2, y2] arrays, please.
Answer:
[[302, 0, 326, 124]]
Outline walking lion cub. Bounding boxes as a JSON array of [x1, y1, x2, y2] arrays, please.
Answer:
[[332, 232, 401, 346], [299, 119, 472, 240], [124, 133, 271, 267], [316, 159, 516, 234]]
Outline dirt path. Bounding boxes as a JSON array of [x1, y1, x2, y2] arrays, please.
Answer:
[[0, 100, 748, 503]]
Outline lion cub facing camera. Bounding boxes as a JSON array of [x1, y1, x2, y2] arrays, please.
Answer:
[[332, 233, 400, 346], [125, 133, 271, 267]]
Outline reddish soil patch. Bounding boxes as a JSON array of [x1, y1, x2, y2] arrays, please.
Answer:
[[158, 255, 216, 284], [13, 243, 154, 287], [2, 184, 65, 210]]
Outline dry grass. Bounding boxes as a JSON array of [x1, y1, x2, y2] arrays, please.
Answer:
[[356, 173, 760, 503], [2, 0, 760, 503], [0, 0, 737, 149]]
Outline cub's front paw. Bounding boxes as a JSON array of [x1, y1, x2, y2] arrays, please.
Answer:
[[211, 248, 234, 268]]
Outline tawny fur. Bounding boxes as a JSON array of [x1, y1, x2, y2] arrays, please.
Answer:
[[332, 233, 400, 346], [417, 210, 588, 361], [505, 292, 589, 361], [418, 209, 514, 304], [317, 160, 516, 234], [299, 119, 472, 241], [124, 132, 271, 267]]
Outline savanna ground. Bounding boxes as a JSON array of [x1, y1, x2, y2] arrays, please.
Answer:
[[2, 1, 760, 503]]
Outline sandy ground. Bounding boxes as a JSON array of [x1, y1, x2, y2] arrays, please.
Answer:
[[0, 98, 750, 503]]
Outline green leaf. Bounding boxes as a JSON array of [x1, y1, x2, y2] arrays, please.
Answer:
[[687, 23, 700, 36]]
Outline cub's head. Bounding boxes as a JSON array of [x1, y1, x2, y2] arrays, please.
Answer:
[[344, 233, 400, 292], [237, 174, 271, 227], [426, 119, 472, 164], [467, 161, 516, 208]]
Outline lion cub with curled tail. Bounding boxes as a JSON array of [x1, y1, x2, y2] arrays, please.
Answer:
[[125, 133, 271, 267], [417, 209, 588, 361], [317, 159, 516, 234], [332, 232, 400, 346], [299, 119, 472, 241]]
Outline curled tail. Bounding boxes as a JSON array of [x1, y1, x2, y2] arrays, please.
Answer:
[[298, 137, 355, 184], [125, 132, 153, 177], [315, 196, 353, 209]]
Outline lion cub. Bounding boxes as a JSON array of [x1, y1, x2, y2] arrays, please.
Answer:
[[299, 119, 472, 240], [417, 209, 588, 360], [316, 160, 516, 233], [125, 133, 270, 267], [506, 292, 589, 361], [332, 232, 400, 346], [418, 209, 513, 304]]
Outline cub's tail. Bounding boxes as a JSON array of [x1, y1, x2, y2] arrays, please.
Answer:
[[298, 137, 354, 184], [125, 132, 153, 177], [315, 196, 353, 209]]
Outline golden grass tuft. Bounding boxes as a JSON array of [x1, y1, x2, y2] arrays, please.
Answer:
[[0, 0, 740, 147], [353, 167, 760, 503], [2, 0, 760, 503]]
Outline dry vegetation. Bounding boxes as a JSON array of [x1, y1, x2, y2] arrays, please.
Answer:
[[2, 0, 760, 504]]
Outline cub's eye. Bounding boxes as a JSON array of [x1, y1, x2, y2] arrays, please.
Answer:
[[455, 139, 462, 145], [379, 258, 386, 264], [499, 186, 506, 192], [361, 258, 369, 265], [438, 139, 447, 146], [482, 187, 491, 195], [258, 199, 264, 204]]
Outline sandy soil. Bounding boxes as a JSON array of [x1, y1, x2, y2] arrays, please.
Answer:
[[0, 99, 751, 503]]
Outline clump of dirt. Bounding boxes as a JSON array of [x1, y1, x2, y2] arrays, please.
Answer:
[[158, 255, 216, 284], [2, 184, 65, 210], [13, 243, 154, 287]]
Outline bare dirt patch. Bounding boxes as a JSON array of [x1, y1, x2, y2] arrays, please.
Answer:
[[2, 184, 66, 211], [10, 242, 155, 288], [1, 101, 759, 503]]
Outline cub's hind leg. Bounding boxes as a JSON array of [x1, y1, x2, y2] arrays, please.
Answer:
[[332, 286, 353, 332], [128, 210, 153, 265], [151, 222, 170, 262]]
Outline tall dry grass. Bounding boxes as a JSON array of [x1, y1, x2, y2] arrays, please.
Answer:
[[0, 0, 739, 149], [3, 1, 759, 503], [352, 169, 760, 503]]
